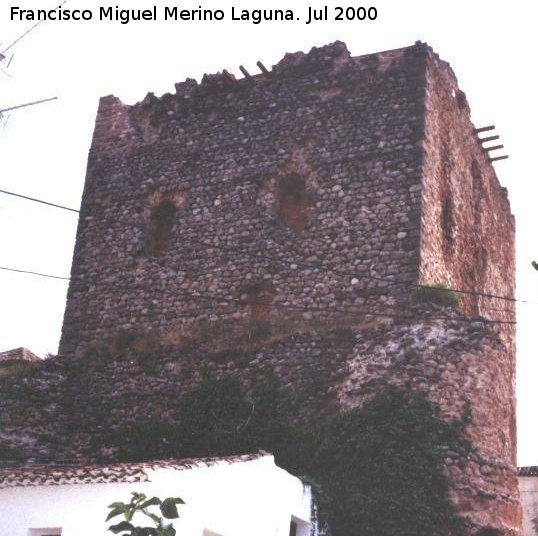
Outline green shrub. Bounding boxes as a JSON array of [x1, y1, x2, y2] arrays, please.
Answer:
[[414, 282, 462, 307]]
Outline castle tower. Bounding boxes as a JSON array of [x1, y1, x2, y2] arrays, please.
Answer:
[[59, 41, 514, 355], [55, 42, 518, 534]]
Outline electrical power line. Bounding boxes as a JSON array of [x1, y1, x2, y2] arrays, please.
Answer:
[[0, 265, 70, 280], [188, 237, 526, 305], [175, 288, 516, 326], [83, 279, 518, 326], [0, 187, 528, 308], [0, 263, 516, 324], [70, 277, 519, 325], [0, 188, 78, 212]]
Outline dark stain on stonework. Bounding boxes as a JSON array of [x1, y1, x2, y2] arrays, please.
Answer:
[[276, 173, 308, 231], [241, 280, 276, 320], [148, 199, 178, 256], [441, 195, 455, 249]]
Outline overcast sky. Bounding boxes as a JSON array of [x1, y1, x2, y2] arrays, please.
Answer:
[[1, 0, 537, 464]]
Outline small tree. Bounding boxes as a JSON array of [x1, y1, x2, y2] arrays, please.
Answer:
[[106, 492, 184, 536]]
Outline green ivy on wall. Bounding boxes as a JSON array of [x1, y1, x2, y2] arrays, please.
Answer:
[[307, 386, 469, 536], [101, 371, 470, 536]]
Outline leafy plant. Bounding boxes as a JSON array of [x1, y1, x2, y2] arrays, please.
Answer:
[[413, 282, 462, 307], [106, 492, 184, 536]]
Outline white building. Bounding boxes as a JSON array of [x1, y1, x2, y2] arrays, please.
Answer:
[[519, 466, 538, 536], [0, 451, 314, 536]]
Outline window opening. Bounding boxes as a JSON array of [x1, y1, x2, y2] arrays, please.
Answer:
[[277, 173, 308, 231], [148, 199, 177, 255]]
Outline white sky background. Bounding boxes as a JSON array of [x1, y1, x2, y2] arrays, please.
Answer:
[[1, 0, 537, 463]]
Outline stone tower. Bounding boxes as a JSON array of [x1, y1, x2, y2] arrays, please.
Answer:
[[54, 41, 518, 533], [59, 41, 514, 354]]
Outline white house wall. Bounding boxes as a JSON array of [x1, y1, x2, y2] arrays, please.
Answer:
[[0, 456, 312, 536], [519, 476, 538, 536]]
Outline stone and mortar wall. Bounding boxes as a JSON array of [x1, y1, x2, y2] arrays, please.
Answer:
[[0, 305, 521, 534], [419, 51, 515, 325], [45, 40, 519, 534], [418, 49, 519, 530], [59, 42, 428, 356], [338, 309, 520, 534]]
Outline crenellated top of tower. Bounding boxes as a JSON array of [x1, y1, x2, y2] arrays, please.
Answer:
[[97, 41, 434, 111], [91, 41, 433, 150], [90, 39, 477, 156]]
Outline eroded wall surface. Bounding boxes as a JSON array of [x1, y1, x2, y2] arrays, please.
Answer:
[[59, 42, 428, 356], [1, 305, 521, 534], [420, 52, 515, 323], [419, 48, 518, 533], [3, 41, 520, 535]]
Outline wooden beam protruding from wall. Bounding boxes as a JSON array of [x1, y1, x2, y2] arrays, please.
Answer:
[[256, 61, 270, 77], [488, 155, 509, 162], [479, 135, 500, 144], [239, 65, 253, 81], [474, 125, 496, 134]]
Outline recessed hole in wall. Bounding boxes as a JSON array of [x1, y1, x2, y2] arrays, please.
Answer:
[[471, 160, 482, 191], [148, 199, 178, 256], [475, 529, 502, 536], [439, 137, 452, 183], [242, 281, 276, 320], [277, 173, 308, 231], [456, 89, 468, 110], [441, 195, 455, 248], [471, 160, 482, 227], [479, 247, 488, 273]]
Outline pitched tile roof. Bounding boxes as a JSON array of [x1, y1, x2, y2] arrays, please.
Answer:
[[0, 347, 40, 363], [0, 451, 268, 488], [518, 466, 538, 477]]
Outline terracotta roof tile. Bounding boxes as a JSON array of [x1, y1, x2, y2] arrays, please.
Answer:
[[0, 347, 40, 363], [518, 466, 538, 477], [0, 451, 268, 488]]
